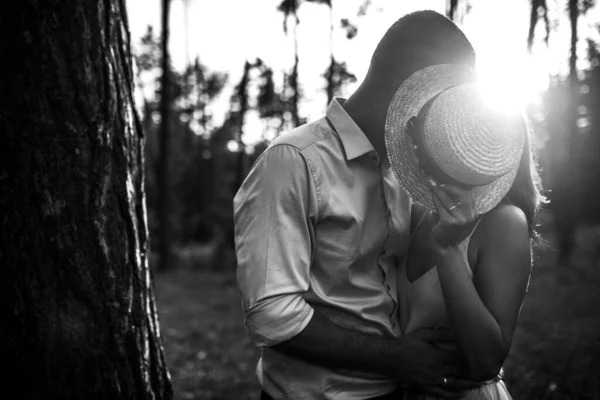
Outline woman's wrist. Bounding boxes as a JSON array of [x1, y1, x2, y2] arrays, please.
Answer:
[[433, 243, 463, 263]]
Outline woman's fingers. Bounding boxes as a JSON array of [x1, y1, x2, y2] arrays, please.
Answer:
[[432, 192, 453, 224], [437, 183, 469, 200], [437, 184, 478, 216], [429, 179, 480, 225], [430, 181, 478, 248], [429, 179, 458, 213]]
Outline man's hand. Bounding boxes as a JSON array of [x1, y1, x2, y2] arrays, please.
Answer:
[[393, 328, 480, 399]]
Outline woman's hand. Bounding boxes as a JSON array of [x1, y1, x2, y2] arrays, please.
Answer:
[[428, 178, 480, 252], [394, 328, 479, 398]]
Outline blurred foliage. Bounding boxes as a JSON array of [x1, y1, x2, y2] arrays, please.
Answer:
[[340, 18, 358, 39], [530, 0, 599, 263], [134, 26, 231, 252], [324, 58, 357, 105], [133, 1, 600, 268], [133, 9, 357, 264]]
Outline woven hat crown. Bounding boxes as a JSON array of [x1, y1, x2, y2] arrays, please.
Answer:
[[422, 84, 526, 187], [384, 64, 527, 214]]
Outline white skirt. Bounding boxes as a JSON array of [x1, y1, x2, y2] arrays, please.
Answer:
[[400, 379, 512, 400]]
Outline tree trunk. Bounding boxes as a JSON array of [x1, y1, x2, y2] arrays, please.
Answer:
[[569, 0, 579, 83], [0, 1, 172, 398], [527, 0, 550, 54], [291, 13, 301, 127], [553, 0, 580, 264], [326, 2, 335, 105], [158, 0, 172, 271], [527, 0, 539, 53], [447, 0, 459, 21], [234, 60, 251, 191]]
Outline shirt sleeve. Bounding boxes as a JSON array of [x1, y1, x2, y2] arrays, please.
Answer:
[[233, 144, 319, 347]]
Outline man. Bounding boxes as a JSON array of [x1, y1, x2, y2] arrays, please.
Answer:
[[234, 10, 477, 400]]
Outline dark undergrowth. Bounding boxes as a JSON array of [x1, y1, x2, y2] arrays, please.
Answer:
[[155, 232, 600, 400]]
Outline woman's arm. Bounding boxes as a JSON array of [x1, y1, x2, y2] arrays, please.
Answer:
[[434, 204, 531, 381]]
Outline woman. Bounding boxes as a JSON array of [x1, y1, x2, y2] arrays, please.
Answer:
[[384, 64, 545, 399]]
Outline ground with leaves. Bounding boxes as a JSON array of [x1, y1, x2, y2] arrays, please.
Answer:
[[155, 239, 600, 400]]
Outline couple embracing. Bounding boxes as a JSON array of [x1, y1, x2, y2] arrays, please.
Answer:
[[234, 10, 543, 400]]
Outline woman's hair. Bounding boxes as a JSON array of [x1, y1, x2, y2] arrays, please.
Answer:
[[504, 119, 546, 240]]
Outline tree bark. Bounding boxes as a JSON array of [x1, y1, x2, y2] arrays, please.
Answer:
[[0, 0, 173, 398]]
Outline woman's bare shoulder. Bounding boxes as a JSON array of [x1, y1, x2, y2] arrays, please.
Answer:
[[474, 203, 530, 254]]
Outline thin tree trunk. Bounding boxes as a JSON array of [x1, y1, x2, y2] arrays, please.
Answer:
[[568, 0, 579, 166], [326, 2, 335, 105], [447, 0, 459, 21], [553, 0, 580, 264], [527, 0, 540, 53], [183, 0, 191, 66], [291, 13, 301, 127], [569, 0, 578, 84], [158, 0, 172, 271], [0, 0, 172, 398], [234, 61, 251, 191], [527, 0, 550, 53]]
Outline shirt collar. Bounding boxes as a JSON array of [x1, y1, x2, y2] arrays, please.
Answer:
[[326, 98, 376, 161]]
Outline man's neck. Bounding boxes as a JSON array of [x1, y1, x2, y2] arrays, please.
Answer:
[[343, 92, 389, 164]]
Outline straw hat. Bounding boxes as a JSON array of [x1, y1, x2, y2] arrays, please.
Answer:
[[384, 64, 526, 214]]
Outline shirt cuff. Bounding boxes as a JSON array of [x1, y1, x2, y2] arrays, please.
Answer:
[[244, 294, 314, 347]]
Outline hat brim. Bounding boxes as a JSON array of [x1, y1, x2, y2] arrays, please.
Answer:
[[384, 64, 516, 215]]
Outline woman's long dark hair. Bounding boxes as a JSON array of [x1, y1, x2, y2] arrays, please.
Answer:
[[504, 118, 546, 240]]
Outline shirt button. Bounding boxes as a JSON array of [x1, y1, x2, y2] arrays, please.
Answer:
[[371, 155, 379, 163]]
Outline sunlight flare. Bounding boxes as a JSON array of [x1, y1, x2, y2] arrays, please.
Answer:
[[476, 52, 550, 114]]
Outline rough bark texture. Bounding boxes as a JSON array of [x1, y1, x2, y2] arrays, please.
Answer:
[[0, 1, 173, 398]]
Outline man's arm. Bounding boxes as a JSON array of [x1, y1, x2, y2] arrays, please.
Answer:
[[274, 309, 470, 384], [234, 144, 317, 348]]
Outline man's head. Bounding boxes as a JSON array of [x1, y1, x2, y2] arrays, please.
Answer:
[[344, 11, 476, 159], [363, 10, 476, 105]]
